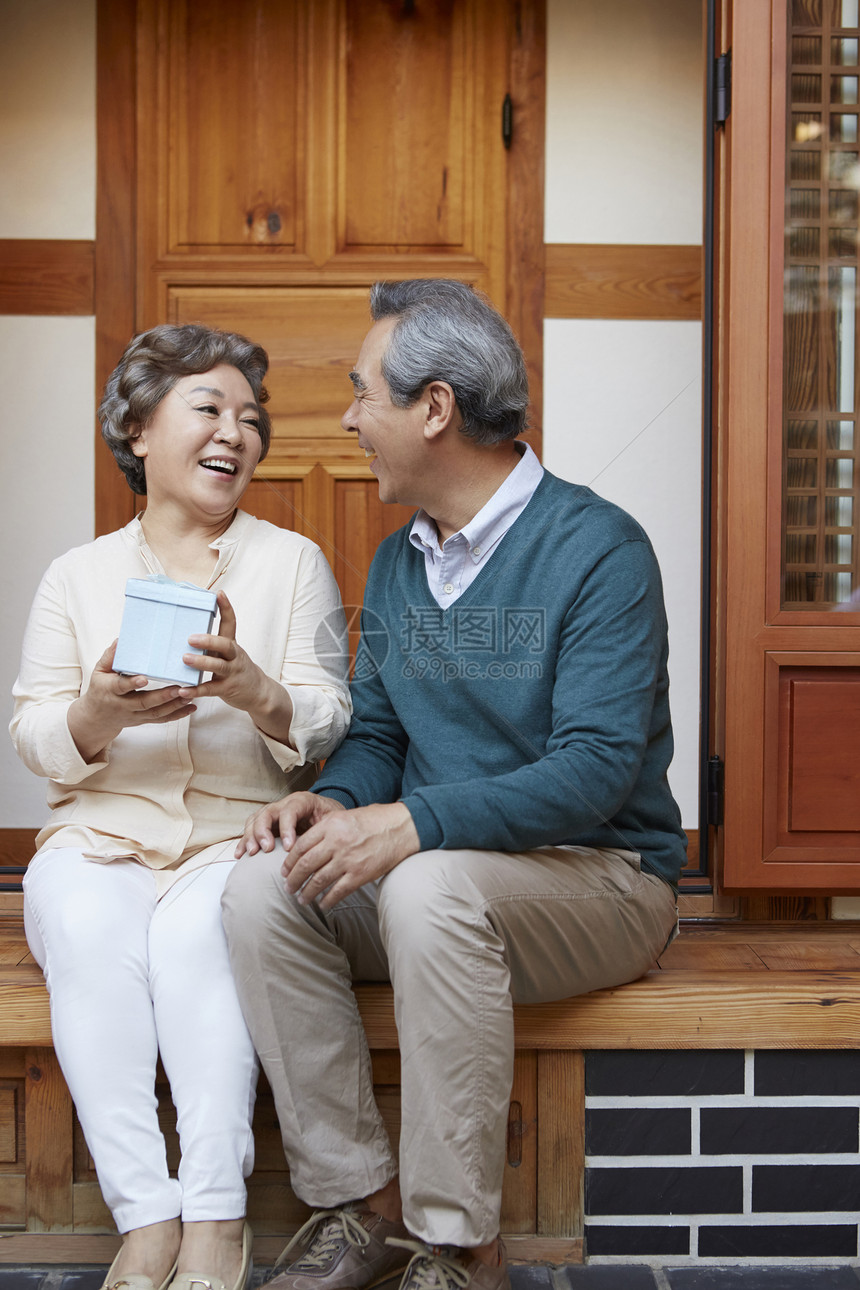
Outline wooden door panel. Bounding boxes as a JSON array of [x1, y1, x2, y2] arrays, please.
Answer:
[[165, 0, 303, 253], [766, 656, 860, 868], [244, 472, 415, 636], [788, 673, 860, 832], [334, 479, 416, 667], [166, 285, 370, 445], [334, 479, 416, 608], [336, 0, 507, 305], [730, 647, 860, 887], [341, 0, 467, 249], [140, 0, 507, 297], [240, 479, 305, 537]]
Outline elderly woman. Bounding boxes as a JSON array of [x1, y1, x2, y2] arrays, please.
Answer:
[[10, 324, 351, 1290]]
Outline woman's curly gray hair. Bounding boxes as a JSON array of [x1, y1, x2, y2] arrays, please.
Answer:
[[99, 323, 272, 495]]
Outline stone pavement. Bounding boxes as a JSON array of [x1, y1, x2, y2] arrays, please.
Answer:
[[1, 1263, 859, 1289]]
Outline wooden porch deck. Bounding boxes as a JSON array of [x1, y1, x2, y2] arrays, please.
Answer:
[[0, 916, 856, 1265]]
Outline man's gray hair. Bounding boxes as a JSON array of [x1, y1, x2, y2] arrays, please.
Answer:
[[370, 279, 529, 444]]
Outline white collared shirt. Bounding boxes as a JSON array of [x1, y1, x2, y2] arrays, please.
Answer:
[[409, 442, 544, 606]]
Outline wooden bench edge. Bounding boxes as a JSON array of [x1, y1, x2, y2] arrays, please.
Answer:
[[355, 971, 860, 1049], [2, 967, 860, 1051]]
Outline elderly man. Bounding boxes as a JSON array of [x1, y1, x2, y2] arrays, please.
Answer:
[[222, 279, 685, 1290]]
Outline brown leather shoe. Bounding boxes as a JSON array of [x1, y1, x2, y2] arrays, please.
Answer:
[[266, 1204, 411, 1290], [386, 1238, 511, 1290]]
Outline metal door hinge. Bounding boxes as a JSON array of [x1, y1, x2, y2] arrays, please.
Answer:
[[707, 754, 725, 827], [714, 52, 732, 126], [502, 93, 513, 149], [507, 1101, 523, 1166]]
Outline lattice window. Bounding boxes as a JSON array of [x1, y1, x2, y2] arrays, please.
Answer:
[[783, 0, 860, 606]]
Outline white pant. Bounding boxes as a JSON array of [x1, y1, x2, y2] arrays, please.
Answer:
[[23, 848, 258, 1233]]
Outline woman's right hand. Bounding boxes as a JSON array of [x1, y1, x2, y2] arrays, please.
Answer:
[[67, 640, 198, 763]]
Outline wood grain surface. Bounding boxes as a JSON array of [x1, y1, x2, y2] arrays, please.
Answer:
[[544, 243, 702, 320], [0, 241, 94, 315]]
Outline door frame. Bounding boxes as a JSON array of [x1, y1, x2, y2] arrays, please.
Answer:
[[717, 0, 860, 892]]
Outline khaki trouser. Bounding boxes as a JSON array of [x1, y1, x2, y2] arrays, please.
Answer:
[[222, 843, 677, 1249]]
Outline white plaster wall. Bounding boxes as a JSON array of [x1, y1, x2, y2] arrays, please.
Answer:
[[543, 320, 702, 823], [832, 898, 860, 917], [543, 0, 704, 827], [0, 0, 96, 830], [0, 0, 96, 239], [546, 0, 704, 245], [1, 319, 96, 826]]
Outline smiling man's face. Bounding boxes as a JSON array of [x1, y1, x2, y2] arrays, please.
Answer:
[[341, 318, 431, 507]]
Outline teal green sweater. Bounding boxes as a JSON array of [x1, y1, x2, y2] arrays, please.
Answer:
[[315, 471, 687, 887]]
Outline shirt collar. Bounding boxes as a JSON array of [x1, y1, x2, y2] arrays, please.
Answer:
[[126, 508, 249, 549], [125, 508, 250, 582], [409, 442, 544, 561]]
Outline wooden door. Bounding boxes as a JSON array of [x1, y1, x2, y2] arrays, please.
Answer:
[[96, 0, 545, 625], [720, 0, 860, 890]]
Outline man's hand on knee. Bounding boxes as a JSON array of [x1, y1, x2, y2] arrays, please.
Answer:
[[283, 802, 420, 910], [235, 791, 345, 857]]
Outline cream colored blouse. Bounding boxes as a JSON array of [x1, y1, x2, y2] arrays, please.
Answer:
[[10, 511, 351, 893]]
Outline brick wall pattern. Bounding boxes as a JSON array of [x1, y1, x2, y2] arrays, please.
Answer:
[[584, 1049, 860, 1264]]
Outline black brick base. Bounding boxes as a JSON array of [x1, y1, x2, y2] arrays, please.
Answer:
[[584, 1048, 860, 1262]]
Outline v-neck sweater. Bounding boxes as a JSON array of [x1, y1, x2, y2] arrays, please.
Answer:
[[314, 471, 687, 888]]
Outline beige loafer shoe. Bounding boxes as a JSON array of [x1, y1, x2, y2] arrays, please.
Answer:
[[101, 1247, 178, 1290], [169, 1220, 253, 1290]]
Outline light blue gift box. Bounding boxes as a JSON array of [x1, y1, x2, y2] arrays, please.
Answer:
[[113, 578, 218, 686]]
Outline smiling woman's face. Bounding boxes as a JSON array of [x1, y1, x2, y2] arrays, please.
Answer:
[[130, 364, 263, 522]]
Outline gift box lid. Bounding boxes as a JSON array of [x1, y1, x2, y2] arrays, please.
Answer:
[[123, 578, 217, 612]]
